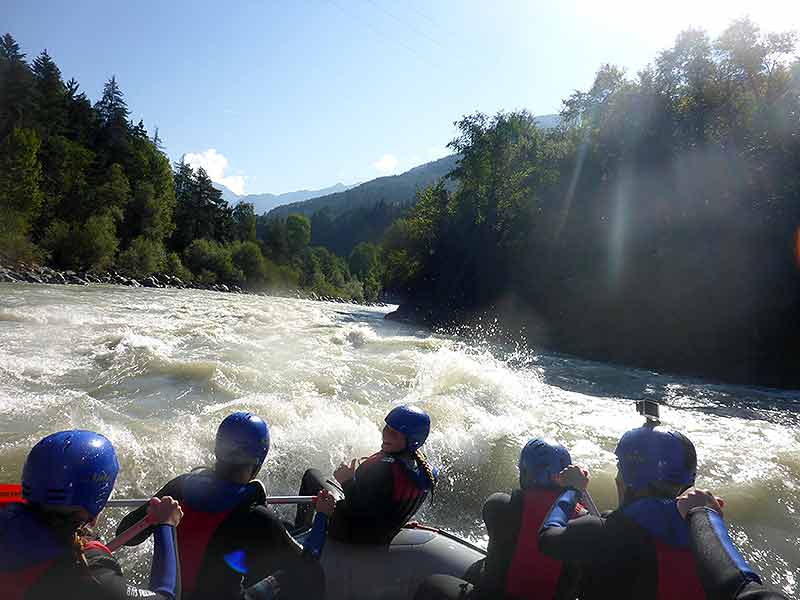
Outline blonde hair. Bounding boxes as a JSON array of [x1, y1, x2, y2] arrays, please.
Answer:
[[414, 448, 437, 499]]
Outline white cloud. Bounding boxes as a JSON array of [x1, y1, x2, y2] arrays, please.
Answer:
[[373, 154, 400, 175], [183, 148, 246, 195]]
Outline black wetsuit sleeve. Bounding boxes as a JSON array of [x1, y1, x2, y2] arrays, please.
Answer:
[[480, 492, 518, 595], [538, 489, 612, 562], [329, 459, 395, 540], [687, 507, 788, 600], [84, 530, 180, 600], [244, 506, 325, 598], [115, 475, 186, 546]]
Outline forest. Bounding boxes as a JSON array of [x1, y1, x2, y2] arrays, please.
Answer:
[[0, 33, 381, 302], [380, 19, 800, 385]]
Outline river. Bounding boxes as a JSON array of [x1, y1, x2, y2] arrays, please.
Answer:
[[0, 283, 798, 594]]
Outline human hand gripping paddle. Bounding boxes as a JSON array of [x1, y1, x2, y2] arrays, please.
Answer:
[[108, 496, 182, 552], [557, 465, 601, 517]]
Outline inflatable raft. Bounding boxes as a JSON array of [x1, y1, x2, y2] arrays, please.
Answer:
[[295, 522, 486, 600]]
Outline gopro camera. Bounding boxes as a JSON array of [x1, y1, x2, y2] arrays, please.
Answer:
[[635, 399, 660, 424]]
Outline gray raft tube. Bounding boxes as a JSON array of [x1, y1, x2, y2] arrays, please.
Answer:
[[294, 523, 486, 600]]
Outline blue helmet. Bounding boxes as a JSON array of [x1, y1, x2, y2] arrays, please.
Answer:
[[215, 412, 270, 472], [22, 430, 119, 518], [615, 426, 697, 493], [518, 438, 572, 488], [385, 405, 431, 452]]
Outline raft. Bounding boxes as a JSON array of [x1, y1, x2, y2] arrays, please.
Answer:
[[295, 523, 486, 600]]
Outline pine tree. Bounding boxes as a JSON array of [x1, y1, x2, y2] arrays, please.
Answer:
[[0, 33, 24, 61], [94, 75, 130, 167], [64, 78, 95, 145], [152, 127, 164, 153], [31, 49, 67, 136], [95, 75, 129, 124], [0, 33, 36, 137]]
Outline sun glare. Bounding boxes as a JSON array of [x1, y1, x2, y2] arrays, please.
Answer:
[[574, 0, 799, 40]]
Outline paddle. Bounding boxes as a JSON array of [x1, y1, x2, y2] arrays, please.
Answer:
[[0, 485, 316, 507], [582, 491, 601, 517]]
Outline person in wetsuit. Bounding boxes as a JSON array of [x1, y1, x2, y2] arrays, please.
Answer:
[[415, 438, 585, 600], [116, 412, 335, 600], [295, 404, 438, 545], [677, 488, 790, 600], [0, 430, 182, 600], [538, 424, 706, 600]]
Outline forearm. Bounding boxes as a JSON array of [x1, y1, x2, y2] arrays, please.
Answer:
[[148, 525, 180, 600], [301, 512, 328, 558], [688, 508, 787, 600], [538, 489, 608, 561]]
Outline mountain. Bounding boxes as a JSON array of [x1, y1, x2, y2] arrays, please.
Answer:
[[534, 113, 561, 129], [214, 183, 241, 205], [212, 183, 355, 215], [267, 155, 459, 221]]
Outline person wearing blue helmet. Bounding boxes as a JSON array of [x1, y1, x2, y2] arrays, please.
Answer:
[[116, 412, 335, 600], [415, 438, 585, 600], [677, 488, 789, 600], [0, 430, 183, 600], [295, 404, 438, 544], [538, 423, 707, 600]]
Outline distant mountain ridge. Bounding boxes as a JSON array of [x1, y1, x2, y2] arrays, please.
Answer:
[[213, 182, 356, 215], [267, 155, 459, 220], [215, 113, 559, 219]]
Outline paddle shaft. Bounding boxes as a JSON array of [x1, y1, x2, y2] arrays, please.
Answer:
[[582, 491, 601, 517], [106, 515, 153, 552], [104, 495, 317, 507]]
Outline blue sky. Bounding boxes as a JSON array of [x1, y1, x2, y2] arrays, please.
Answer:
[[4, 0, 798, 195]]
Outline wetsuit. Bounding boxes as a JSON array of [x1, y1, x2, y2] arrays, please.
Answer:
[[687, 507, 789, 600], [296, 450, 436, 544], [116, 468, 325, 600], [0, 502, 179, 600], [539, 490, 705, 600], [415, 488, 584, 600]]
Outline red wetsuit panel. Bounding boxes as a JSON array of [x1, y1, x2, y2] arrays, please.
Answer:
[[505, 490, 580, 600], [83, 541, 112, 555], [391, 461, 422, 503], [177, 505, 231, 598], [655, 539, 705, 600]]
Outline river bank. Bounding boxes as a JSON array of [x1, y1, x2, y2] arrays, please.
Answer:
[[0, 261, 388, 306], [385, 298, 800, 390]]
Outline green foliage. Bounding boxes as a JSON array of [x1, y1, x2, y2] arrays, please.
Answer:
[[93, 163, 130, 222], [230, 240, 267, 285], [232, 202, 257, 242], [0, 127, 43, 235], [286, 213, 311, 255], [183, 239, 241, 284], [165, 252, 193, 282], [43, 213, 119, 271], [348, 242, 380, 279], [117, 236, 166, 278]]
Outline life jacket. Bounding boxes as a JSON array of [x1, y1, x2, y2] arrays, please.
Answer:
[[622, 497, 705, 600], [357, 451, 435, 538], [176, 470, 261, 598], [504, 489, 583, 600], [0, 504, 84, 600]]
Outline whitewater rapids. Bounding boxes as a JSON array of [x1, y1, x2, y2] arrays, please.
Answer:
[[0, 283, 797, 594]]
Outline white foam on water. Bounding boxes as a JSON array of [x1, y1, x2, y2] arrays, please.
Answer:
[[0, 283, 798, 594]]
